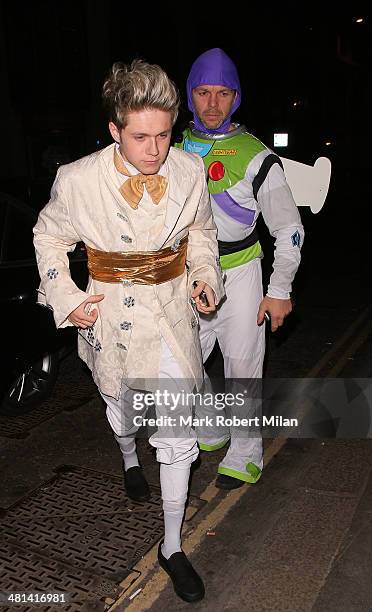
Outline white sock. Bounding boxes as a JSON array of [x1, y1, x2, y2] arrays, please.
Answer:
[[160, 462, 190, 559], [115, 435, 139, 471]]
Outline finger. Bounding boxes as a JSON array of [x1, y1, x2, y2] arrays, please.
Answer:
[[84, 294, 105, 306], [87, 308, 98, 321], [191, 281, 206, 297], [257, 309, 265, 325], [271, 317, 284, 332], [204, 288, 215, 306], [70, 319, 87, 328], [194, 299, 205, 313], [191, 287, 205, 299], [196, 305, 208, 314], [75, 314, 97, 327], [270, 319, 279, 332], [196, 301, 215, 314]]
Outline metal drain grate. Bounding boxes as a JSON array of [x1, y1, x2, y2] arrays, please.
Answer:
[[0, 540, 116, 611], [0, 465, 167, 609]]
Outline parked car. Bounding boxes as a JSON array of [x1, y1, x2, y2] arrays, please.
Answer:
[[0, 191, 88, 415]]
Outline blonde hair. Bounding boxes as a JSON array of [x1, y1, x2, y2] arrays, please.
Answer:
[[102, 59, 180, 128]]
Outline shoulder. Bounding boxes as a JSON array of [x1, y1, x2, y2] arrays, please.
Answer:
[[168, 146, 205, 174], [56, 143, 114, 181], [239, 130, 271, 155]]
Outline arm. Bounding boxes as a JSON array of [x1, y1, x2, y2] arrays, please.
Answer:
[[186, 157, 225, 310], [256, 162, 305, 330], [33, 168, 91, 328]]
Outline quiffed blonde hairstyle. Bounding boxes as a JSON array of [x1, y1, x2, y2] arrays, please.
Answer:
[[102, 59, 180, 128]]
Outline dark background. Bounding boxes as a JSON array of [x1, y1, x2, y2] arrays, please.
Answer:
[[0, 1, 371, 300], [1, 2, 370, 197]]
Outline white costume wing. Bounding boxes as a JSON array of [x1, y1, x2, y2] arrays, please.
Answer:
[[280, 156, 331, 214]]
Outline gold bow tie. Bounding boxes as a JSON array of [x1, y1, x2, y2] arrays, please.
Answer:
[[114, 148, 168, 209]]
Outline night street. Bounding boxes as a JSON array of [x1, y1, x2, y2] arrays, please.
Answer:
[[1, 201, 372, 608], [1, 3, 371, 611]]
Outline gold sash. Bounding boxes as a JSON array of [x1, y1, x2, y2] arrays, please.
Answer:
[[86, 236, 188, 285]]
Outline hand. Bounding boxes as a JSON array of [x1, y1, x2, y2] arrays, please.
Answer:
[[257, 296, 292, 332], [191, 281, 216, 314], [68, 294, 105, 328]]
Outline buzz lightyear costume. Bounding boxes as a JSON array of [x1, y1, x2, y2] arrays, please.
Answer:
[[176, 48, 305, 484]]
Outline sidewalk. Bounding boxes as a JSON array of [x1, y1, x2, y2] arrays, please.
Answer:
[[126, 437, 372, 611], [1, 333, 372, 610]]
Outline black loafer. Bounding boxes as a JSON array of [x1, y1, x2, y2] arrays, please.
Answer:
[[158, 542, 205, 602], [215, 473, 245, 490], [123, 466, 151, 502]]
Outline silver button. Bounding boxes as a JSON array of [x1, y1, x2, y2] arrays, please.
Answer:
[[116, 342, 127, 350], [123, 297, 135, 307], [171, 237, 181, 252], [121, 279, 134, 287], [121, 234, 133, 243], [120, 321, 132, 330], [47, 268, 58, 279]]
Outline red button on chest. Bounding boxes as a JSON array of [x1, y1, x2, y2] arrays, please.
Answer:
[[208, 160, 225, 181]]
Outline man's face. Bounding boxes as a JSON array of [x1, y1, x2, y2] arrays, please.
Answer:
[[109, 108, 172, 175], [192, 85, 236, 130]]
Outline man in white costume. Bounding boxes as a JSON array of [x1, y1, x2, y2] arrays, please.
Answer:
[[33, 59, 224, 603]]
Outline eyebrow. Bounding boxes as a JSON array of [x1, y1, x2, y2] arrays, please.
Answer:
[[195, 86, 234, 93], [131, 130, 171, 136]]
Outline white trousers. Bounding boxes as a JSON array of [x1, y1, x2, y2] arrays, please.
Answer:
[[101, 337, 198, 555], [198, 258, 264, 477], [101, 337, 198, 467]]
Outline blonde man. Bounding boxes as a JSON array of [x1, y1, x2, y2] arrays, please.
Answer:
[[34, 59, 224, 603]]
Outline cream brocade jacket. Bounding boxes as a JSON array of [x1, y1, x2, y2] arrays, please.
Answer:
[[33, 144, 225, 398]]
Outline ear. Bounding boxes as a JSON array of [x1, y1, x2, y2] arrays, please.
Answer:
[[109, 121, 121, 143]]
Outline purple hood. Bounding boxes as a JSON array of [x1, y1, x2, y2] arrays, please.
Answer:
[[187, 48, 241, 134]]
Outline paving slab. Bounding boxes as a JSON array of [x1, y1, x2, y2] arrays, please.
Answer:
[[147, 439, 372, 612]]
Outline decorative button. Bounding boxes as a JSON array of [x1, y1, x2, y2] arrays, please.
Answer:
[[120, 321, 132, 330], [208, 161, 225, 181], [116, 342, 127, 350], [191, 319, 198, 329], [171, 237, 181, 252], [121, 279, 134, 287], [121, 234, 133, 243], [47, 268, 58, 279], [123, 297, 135, 307]]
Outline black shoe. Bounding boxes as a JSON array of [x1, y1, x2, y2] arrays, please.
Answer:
[[158, 542, 205, 602], [215, 473, 245, 490], [123, 466, 151, 502], [190, 455, 202, 473]]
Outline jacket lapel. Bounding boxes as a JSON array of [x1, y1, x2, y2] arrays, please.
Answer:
[[98, 144, 138, 232], [151, 150, 192, 249]]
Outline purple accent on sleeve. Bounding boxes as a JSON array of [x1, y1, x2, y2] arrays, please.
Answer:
[[212, 191, 255, 226], [187, 48, 241, 134]]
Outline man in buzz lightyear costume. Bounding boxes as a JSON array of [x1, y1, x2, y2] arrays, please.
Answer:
[[176, 48, 305, 489]]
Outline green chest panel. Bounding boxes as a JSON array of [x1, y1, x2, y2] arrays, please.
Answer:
[[179, 128, 266, 194]]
